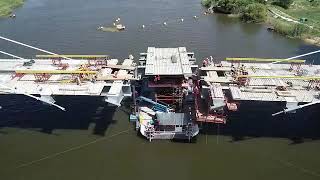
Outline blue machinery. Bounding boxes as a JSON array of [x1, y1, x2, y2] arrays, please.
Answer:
[[129, 96, 169, 122], [136, 96, 169, 113]]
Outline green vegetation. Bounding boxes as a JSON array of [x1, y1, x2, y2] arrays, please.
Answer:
[[202, 0, 267, 22], [242, 3, 267, 22], [268, 0, 320, 43], [272, 0, 293, 9], [268, 17, 309, 37], [202, 0, 320, 45], [202, 0, 213, 6], [0, 0, 24, 17], [274, 0, 320, 35]]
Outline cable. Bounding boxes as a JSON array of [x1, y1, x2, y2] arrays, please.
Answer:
[[0, 35, 80, 111], [286, 50, 320, 60], [270, 156, 320, 178], [0, 50, 27, 60], [0, 35, 73, 60], [271, 49, 320, 64], [15, 129, 129, 169], [0, 84, 66, 111]]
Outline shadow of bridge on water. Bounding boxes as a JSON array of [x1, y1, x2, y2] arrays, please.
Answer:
[[1, 95, 320, 144], [0, 95, 130, 136], [200, 101, 320, 144]]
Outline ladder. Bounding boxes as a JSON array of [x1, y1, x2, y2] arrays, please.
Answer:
[[185, 123, 193, 142], [146, 125, 155, 142], [173, 87, 183, 107]]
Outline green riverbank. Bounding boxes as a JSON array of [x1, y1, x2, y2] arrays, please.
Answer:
[[202, 0, 320, 46], [0, 0, 24, 17]]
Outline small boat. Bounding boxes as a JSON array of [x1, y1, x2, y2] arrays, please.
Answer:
[[9, 14, 16, 18], [135, 97, 199, 142], [116, 24, 125, 30]]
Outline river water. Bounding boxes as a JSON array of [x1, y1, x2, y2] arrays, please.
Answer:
[[0, 0, 319, 60], [0, 0, 320, 179]]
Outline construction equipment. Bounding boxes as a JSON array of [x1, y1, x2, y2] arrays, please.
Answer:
[[226, 57, 306, 63], [15, 70, 98, 74], [272, 100, 320, 116], [36, 54, 109, 59], [137, 96, 169, 113], [102, 65, 136, 70], [236, 75, 320, 80]]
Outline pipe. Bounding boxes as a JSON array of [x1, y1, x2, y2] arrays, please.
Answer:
[[272, 49, 320, 64], [0, 35, 73, 60], [0, 84, 66, 111], [286, 50, 320, 60], [0, 50, 27, 60]]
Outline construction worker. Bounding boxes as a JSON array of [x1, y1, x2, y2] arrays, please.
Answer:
[[202, 59, 208, 67], [240, 64, 245, 74], [91, 75, 97, 83], [210, 56, 213, 63], [231, 65, 235, 74], [154, 75, 158, 82], [194, 85, 199, 95]]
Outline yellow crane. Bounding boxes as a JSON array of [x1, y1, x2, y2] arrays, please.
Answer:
[[236, 75, 320, 80], [226, 58, 306, 63], [36, 55, 109, 59], [15, 70, 98, 74]]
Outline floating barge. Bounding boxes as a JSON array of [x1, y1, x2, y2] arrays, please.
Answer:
[[133, 47, 200, 141]]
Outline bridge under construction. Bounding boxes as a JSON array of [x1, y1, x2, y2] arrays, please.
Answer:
[[199, 57, 320, 123], [0, 55, 136, 110], [0, 34, 320, 141]]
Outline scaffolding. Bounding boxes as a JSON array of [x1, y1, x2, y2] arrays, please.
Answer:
[[195, 82, 227, 124], [36, 54, 109, 59], [37, 54, 108, 67], [155, 87, 183, 110]]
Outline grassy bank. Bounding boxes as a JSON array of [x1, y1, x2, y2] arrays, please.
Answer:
[[276, 0, 320, 32], [270, 0, 320, 45], [202, 0, 320, 46], [0, 0, 24, 17]]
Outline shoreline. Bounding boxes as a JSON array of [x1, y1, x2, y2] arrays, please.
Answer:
[[302, 37, 320, 47], [225, 12, 320, 47], [0, 0, 24, 17], [265, 17, 320, 47], [203, 0, 320, 47]]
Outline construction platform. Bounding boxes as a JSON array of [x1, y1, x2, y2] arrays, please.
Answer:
[[200, 58, 320, 110], [138, 47, 197, 78], [135, 47, 200, 141], [0, 55, 136, 107]]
